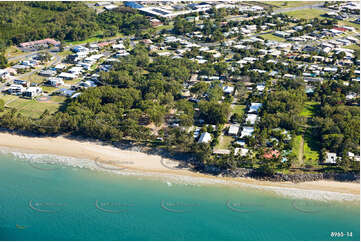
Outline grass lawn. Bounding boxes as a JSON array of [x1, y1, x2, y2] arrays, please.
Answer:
[[231, 104, 246, 116], [265, 1, 323, 8], [18, 100, 61, 119], [0, 94, 18, 105], [50, 96, 67, 103], [25, 73, 47, 84], [155, 23, 174, 32], [283, 9, 327, 20], [4, 46, 24, 59], [303, 127, 322, 167], [260, 33, 286, 42], [291, 134, 320, 167], [300, 101, 320, 117], [215, 135, 233, 150], [303, 139, 319, 166], [58, 50, 72, 58], [291, 135, 303, 166], [3, 95, 62, 119], [41, 86, 58, 94]]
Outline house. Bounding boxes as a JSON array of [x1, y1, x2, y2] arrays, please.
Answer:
[[150, 18, 163, 27], [348, 152, 360, 162], [198, 132, 212, 143], [6, 84, 25, 95], [68, 66, 83, 75], [77, 62, 92, 70], [249, 103, 262, 113], [56, 88, 76, 97], [235, 148, 249, 156], [112, 43, 125, 50], [78, 80, 97, 89], [325, 152, 338, 164], [54, 63, 66, 71], [0, 70, 10, 79], [58, 72, 77, 80], [23, 87, 42, 98], [228, 124, 240, 136], [240, 127, 254, 138], [114, 49, 129, 58], [213, 149, 231, 155], [256, 84, 265, 92], [263, 149, 280, 159], [46, 77, 64, 87], [323, 67, 338, 72], [274, 31, 290, 38], [12, 64, 30, 70], [71, 46, 89, 53], [39, 69, 57, 77], [346, 92, 357, 100], [245, 114, 258, 125], [104, 4, 118, 10], [13, 79, 29, 87], [95, 2, 111, 6], [234, 140, 246, 147], [223, 86, 234, 94], [19, 38, 60, 49], [97, 40, 115, 48]]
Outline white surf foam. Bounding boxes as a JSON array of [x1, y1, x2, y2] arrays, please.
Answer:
[[0, 147, 359, 202]]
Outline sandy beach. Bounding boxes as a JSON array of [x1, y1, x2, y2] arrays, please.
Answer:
[[0, 132, 359, 199]]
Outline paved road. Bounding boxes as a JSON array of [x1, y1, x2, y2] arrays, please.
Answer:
[[8, 49, 55, 62]]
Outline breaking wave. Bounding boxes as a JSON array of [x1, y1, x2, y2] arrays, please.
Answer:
[[0, 147, 359, 203]]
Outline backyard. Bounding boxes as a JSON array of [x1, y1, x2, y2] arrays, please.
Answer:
[[214, 135, 234, 150], [231, 104, 246, 116]]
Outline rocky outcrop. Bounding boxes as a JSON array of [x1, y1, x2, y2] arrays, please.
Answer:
[[216, 168, 360, 183]]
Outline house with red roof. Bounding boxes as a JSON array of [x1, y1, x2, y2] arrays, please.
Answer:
[[263, 149, 280, 159]]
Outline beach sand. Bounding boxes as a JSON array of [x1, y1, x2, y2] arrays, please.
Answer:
[[0, 132, 359, 198]]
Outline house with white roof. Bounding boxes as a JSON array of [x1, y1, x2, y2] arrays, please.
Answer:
[[245, 114, 258, 125], [54, 63, 66, 71], [198, 132, 212, 143], [235, 148, 249, 156], [59, 72, 77, 80], [240, 126, 254, 138], [223, 86, 234, 94], [324, 152, 338, 164], [228, 124, 240, 136], [6, 84, 25, 95], [249, 103, 262, 113], [23, 87, 42, 98], [68, 66, 83, 75], [46, 77, 64, 87], [256, 84, 265, 92]]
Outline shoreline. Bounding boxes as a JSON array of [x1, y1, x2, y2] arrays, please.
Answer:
[[0, 132, 359, 201]]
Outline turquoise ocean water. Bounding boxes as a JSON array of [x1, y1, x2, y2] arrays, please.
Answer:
[[0, 150, 359, 241]]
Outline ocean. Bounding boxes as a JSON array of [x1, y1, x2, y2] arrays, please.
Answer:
[[0, 149, 359, 241]]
